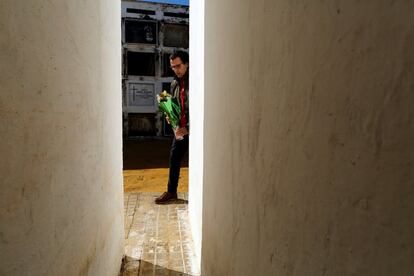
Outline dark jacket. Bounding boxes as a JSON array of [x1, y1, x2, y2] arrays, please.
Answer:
[[170, 72, 189, 128]]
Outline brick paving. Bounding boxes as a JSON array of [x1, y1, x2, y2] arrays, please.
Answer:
[[121, 193, 199, 276]]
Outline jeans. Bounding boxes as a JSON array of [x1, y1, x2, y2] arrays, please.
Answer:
[[168, 134, 189, 193]]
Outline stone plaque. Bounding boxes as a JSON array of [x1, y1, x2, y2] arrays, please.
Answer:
[[128, 83, 155, 107]]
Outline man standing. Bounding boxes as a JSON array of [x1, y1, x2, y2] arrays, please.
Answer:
[[155, 50, 189, 204]]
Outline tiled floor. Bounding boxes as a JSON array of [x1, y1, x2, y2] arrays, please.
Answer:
[[121, 193, 199, 276]]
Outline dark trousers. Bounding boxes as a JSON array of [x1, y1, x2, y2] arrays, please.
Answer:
[[168, 135, 189, 193]]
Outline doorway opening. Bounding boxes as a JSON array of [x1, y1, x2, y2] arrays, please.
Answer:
[[119, 1, 200, 275]]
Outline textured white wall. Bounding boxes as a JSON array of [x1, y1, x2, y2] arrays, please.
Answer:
[[189, 0, 204, 270], [202, 1, 414, 275], [0, 1, 124, 275]]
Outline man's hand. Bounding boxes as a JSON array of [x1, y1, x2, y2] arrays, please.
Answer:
[[174, 127, 188, 138], [165, 116, 170, 125]]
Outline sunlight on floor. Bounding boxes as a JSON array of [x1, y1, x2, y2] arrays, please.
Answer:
[[123, 168, 188, 193], [122, 193, 199, 276]]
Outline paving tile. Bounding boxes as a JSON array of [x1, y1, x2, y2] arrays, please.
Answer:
[[122, 192, 199, 276]]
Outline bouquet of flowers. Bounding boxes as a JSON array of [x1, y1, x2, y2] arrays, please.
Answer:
[[157, 90, 183, 139]]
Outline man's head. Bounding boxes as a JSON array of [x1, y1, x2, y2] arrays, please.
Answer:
[[170, 50, 189, 79]]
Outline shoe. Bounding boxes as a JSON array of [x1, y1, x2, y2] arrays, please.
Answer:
[[155, 192, 177, 204]]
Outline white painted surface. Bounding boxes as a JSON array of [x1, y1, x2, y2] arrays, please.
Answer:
[[0, 1, 124, 275], [189, 0, 204, 271], [202, 1, 414, 275]]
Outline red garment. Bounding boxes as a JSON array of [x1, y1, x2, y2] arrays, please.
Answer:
[[179, 80, 187, 127]]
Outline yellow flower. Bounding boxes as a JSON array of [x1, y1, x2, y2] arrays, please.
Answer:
[[158, 90, 172, 102]]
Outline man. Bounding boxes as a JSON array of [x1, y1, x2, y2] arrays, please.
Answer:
[[155, 50, 189, 204]]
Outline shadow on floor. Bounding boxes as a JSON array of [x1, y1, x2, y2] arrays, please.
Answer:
[[139, 260, 193, 276], [120, 257, 194, 276], [123, 138, 188, 170]]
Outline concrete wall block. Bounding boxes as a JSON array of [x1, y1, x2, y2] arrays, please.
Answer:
[[0, 0, 124, 275], [202, 1, 414, 275]]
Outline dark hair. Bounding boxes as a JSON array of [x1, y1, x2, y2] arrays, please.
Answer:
[[170, 50, 189, 64]]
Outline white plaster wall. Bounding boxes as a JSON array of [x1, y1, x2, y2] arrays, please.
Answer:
[[189, 0, 204, 270], [0, 1, 124, 275], [202, 1, 414, 275]]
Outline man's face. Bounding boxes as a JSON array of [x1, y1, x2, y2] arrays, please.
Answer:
[[170, 57, 188, 79]]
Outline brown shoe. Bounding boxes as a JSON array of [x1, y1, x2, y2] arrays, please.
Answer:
[[155, 192, 177, 204]]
